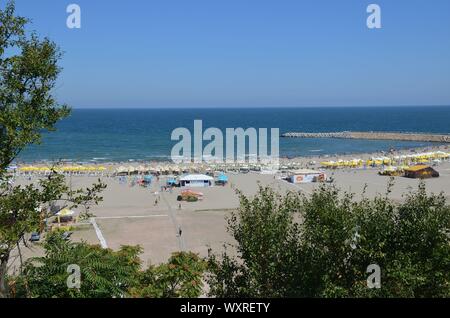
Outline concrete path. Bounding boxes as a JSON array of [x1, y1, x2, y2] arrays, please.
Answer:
[[90, 217, 108, 248], [158, 181, 186, 251]]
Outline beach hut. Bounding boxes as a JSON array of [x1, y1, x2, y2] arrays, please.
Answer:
[[56, 208, 75, 224], [179, 174, 214, 188], [404, 165, 439, 179], [289, 169, 326, 184]]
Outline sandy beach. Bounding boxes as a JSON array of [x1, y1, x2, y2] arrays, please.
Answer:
[[7, 144, 450, 272]]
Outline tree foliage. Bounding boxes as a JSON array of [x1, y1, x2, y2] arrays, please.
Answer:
[[0, 1, 105, 298], [11, 233, 142, 298], [0, 2, 207, 299], [9, 233, 206, 298], [207, 183, 450, 298], [0, 1, 70, 171], [130, 252, 206, 298]]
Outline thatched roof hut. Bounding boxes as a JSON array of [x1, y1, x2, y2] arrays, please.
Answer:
[[404, 165, 439, 179]]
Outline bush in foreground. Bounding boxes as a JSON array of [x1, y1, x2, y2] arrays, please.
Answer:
[[9, 233, 206, 298], [207, 182, 450, 298]]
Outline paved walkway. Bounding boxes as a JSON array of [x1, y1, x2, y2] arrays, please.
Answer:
[[90, 217, 108, 249], [158, 181, 186, 251]]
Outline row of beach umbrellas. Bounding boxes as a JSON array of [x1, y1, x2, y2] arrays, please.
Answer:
[[14, 151, 448, 174], [18, 165, 108, 173], [320, 151, 450, 168], [114, 163, 285, 174]]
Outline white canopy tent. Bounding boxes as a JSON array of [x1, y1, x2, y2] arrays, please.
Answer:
[[179, 174, 214, 188]]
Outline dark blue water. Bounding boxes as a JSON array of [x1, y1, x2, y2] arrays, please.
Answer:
[[18, 106, 450, 163]]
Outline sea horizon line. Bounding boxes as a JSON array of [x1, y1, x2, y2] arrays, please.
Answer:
[[70, 105, 450, 110]]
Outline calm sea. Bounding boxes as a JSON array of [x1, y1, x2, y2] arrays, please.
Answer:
[[18, 106, 450, 163]]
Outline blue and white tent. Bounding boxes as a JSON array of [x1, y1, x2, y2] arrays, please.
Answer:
[[144, 175, 153, 183], [217, 174, 229, 183], [179, 174, 214, 188], [166, 178, 177, 186]]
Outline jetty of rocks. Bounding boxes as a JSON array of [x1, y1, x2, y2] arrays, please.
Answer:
[[280, 131, 450, 143]]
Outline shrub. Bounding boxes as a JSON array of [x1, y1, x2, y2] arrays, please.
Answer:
[[207, 183, 450, 298], [186, 196, 199, 202]]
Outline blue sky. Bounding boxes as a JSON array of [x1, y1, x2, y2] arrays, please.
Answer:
[[10, 0, 450, 108]]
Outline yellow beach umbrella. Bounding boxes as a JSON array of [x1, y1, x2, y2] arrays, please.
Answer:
[[56, 208, 75, 217]]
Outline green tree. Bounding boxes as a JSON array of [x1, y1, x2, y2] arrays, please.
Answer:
[[10, 234, 207, 298], [207, 187, 302, 297], [0, 1, 105, 297], [11, 233, 143, 298], [130, 252, 206, 298], [207, 183, 450, 298], [0, 1, 69, 171]]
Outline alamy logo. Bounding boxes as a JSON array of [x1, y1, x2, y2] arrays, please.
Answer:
[[367, 4, 382, 29], [66, 4, 81, 29], [171, 120, 279, 166], [366, 264, 381, 289], [67, 264, 81, 289]]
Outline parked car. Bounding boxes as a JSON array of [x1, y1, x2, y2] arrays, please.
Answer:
[[29, 232, 41, 242]]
